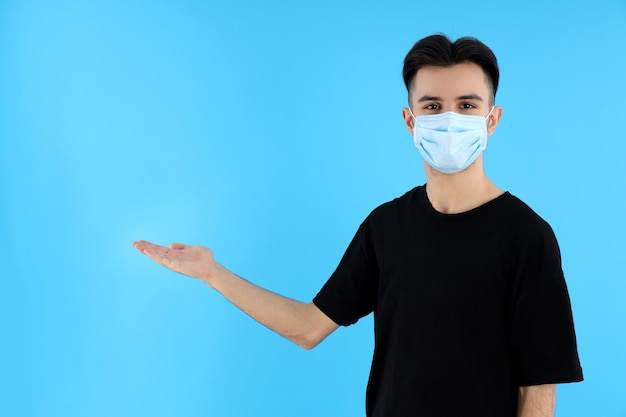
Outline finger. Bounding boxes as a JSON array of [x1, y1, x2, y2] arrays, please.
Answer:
[[141, 245, 175, 268], [132, 241, 183, 273], [143, 243, 170, 256], [133, 240, 156, 251], [170, 243, 190, 250], [135, 242, 169, 258]]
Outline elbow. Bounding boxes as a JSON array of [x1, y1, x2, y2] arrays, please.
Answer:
[[294, 327, 328, 350], [292, 302, 337, 350], [296, 335, 322, 351], [299, 342, 316, 351]]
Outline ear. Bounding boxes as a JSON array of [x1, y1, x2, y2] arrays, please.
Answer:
[[402, 107, 415, 136], [487, 106, 503, 136]]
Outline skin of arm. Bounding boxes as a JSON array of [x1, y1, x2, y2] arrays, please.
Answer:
[[517, 384, 556, 417], [132, 240, 339, 350]]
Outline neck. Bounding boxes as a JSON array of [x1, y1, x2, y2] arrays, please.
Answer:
[[424, 158, 502, 214]]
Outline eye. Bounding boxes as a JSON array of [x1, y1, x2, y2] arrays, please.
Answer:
[[425, 103, 441, 110], [460, 103, 476, 109]]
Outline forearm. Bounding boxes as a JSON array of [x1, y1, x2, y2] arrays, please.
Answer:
[[207, 263, 337, 349], [517, 384, 556, 417], [132, 240, 338, 349]]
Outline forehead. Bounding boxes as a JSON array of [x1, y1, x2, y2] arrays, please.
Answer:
[[411, 62, 490, 99]]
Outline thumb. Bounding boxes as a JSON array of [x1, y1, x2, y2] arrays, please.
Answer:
[[170, 243, 190, 250]]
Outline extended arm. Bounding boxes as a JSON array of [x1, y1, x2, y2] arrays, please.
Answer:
[[132, 240, 338, 349], [517, 384, 556, 417]]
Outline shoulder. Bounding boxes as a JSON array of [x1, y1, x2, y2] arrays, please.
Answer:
[[349, 186, 422, 242], [497, 194, 562, 258], [501, 194, 555, 234], [367, 186, 422, 221]]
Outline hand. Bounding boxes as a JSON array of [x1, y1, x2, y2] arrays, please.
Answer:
[[133, 241, 339, 349], [132, 240, 217, 285]]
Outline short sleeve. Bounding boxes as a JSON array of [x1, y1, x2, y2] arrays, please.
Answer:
[[510, 221, 583, 386], [313, 218, 378, 326]]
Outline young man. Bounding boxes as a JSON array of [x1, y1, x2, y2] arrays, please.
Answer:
[[133, 34, 583, 417]]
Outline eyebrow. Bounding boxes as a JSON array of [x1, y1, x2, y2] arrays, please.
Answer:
[[458, 94, 484, 102], [417, 94, 484, 103]]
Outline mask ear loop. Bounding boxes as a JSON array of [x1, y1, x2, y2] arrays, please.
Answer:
[[485, 106, 495, 128], [408, 108, 417, 128]]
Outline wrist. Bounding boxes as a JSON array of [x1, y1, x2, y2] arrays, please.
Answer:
[[201, 261, 225, 289]]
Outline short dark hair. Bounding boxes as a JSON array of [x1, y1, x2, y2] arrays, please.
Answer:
[[402, 34, 499, 105]]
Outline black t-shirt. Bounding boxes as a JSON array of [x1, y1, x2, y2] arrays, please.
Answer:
[[313, 185, 583, 417]]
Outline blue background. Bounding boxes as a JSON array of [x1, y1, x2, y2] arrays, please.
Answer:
[[1, 0, 625, 416]]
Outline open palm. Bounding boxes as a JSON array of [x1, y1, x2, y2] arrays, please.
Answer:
[[132, 240, 215, 283]]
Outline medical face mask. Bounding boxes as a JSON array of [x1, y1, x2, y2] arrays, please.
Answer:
[[411, 108, 494, 174]]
